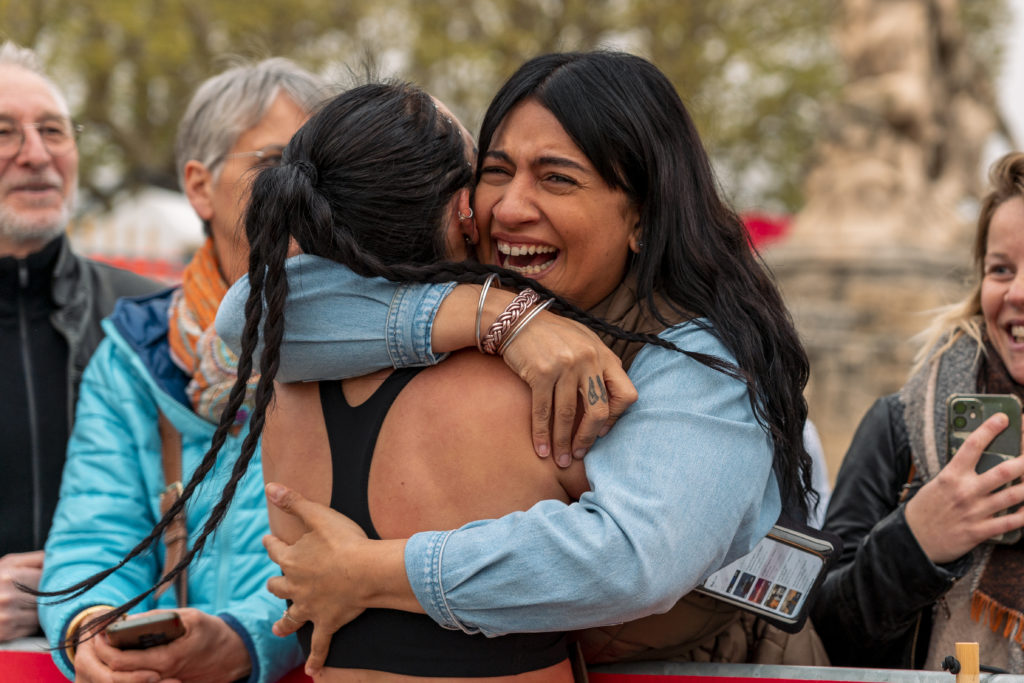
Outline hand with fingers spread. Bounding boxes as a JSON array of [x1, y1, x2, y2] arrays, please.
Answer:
[[905, 412, 1024, 564], [498, 309, 637, 467], [0, 550, 43, 642], [263, 483, 414, 677]]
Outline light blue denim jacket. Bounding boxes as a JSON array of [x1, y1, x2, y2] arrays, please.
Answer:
[[216, 254, 780, 636]]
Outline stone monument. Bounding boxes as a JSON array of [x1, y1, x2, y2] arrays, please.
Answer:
[[765, 0, 1000, 480]]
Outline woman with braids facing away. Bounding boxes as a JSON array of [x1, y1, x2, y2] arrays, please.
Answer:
[[217, 51, 819, 673]]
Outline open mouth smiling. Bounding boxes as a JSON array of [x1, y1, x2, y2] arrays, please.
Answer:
[[496, 239, 558, 276], [1010, 323, 1024, 345]]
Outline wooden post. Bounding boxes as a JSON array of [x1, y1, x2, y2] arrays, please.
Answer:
[[955, 642, 980, 683]]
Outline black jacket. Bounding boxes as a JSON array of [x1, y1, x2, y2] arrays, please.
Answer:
[[0, 236, 161, 554], [810, 394, 972, 669]]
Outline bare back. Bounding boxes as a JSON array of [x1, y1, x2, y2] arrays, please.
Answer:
[[262, 350, 586, 682]]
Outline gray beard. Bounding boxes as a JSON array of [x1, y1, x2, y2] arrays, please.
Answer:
[[0, 199, 73, 247]]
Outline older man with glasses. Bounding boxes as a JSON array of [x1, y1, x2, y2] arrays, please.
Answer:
[[0, 42, 160, 644]]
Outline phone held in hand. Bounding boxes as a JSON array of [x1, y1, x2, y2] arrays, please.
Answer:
[[696, 521, 840, 633], [104, 611, 185, 650], [946, 393, 1023, 545]]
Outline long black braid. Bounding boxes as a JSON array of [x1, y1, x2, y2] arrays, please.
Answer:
[[33, 165, 300, 643]]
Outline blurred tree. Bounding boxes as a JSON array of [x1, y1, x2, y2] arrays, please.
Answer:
[[0, 0, 1005, 214], [397, 0, 842, 211], [0, 0, 379, 208], [767, 0, 1009, 480]]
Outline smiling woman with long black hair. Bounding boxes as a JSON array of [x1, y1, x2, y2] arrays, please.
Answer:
[[217, 50, 817, 673]]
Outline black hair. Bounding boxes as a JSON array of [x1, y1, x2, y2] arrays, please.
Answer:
[[36, 79, 685, 641], [476, 51, 814, 515]]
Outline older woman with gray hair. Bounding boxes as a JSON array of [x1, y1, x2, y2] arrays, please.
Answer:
[[36, 57, 326, 682]]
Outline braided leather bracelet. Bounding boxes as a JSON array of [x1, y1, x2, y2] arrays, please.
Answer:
[[480, 288, 540, 354], [497, 298, 554, 355]]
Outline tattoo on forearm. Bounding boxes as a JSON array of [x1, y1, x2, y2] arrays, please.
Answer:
[[587, 376, 608, 405]]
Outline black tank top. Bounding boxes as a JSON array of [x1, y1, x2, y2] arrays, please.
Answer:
[[298, 367, 568, 676]]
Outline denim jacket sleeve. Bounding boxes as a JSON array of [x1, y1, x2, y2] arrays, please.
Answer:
[[405, 322, 781, 636], [215, 254, 455, 381]]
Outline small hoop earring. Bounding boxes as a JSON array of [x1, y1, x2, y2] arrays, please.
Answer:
[[458, 208, 474, 221]]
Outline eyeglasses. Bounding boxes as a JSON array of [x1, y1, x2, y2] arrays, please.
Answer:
[[0, 116, 82, 160], [210, 144, 286, 171]]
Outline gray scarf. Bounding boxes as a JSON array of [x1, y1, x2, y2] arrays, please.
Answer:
[[899, 331, 1024, 672]]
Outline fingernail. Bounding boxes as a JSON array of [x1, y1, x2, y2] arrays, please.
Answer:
[[265, 482, 284, 503], [536, 444, 549, 458], [557, 453, 570, 468], [573, 448, 586, 460]]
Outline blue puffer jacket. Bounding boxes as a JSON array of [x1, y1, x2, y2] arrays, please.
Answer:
[[39, 288, 302, 682]]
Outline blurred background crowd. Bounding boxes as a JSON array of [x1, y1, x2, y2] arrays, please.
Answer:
[[3, 0, 1023, 482]]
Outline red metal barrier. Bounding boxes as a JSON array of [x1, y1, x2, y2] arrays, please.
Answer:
[[0, 651, 316, 682], [0, 651, 862, 682], [1, 651, 63, 679]]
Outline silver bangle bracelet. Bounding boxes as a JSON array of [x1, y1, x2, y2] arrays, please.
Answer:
[[498, 298, 554, 356], [475, 273, 499, 353]]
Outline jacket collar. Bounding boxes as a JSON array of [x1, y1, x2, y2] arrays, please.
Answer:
[[50, 234, 83, 307]]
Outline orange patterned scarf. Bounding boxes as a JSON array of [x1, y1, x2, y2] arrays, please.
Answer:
[[167, 238, 258, 428]]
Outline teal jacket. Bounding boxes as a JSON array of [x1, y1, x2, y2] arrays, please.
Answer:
[[39, 288, 302, 682]]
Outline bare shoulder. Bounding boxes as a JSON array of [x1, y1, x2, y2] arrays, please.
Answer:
[[265, 381, 326, 462], [371, 352, 584, 534], [401, 350, 532, 428], [265, 380, 333, 535]]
